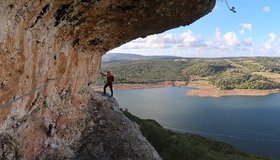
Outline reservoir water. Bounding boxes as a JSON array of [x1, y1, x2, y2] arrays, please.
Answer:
[[114, 87, 280, 159]]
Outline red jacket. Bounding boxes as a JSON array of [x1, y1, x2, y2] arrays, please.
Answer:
[[107, 75, 113, 83]]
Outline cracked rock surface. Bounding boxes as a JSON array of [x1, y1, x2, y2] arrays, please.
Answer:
[[0, 0, 215, 159], [1, 91, 161, 159]]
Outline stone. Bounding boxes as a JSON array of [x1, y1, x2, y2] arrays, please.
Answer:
[[0, 0, 215, 159]]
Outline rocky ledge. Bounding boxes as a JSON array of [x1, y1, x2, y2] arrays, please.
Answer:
[[0, 91, 161, 160]]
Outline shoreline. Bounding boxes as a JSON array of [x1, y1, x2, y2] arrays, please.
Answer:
[[92, 80, 280, 97], [187, 81, 280, 97], [92, 81, 188, 91]]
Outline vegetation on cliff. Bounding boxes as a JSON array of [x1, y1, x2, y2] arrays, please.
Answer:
[[122, 110, 271, 160]]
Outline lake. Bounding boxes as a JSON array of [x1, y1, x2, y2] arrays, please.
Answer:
[[114, 87, 280, 159]]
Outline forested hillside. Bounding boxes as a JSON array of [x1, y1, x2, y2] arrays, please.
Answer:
[[210, 70, 280, 90], [123, 109, 271, 160], [100, 59, 191, 83], [98, 57, 280, 90], [183, 60, 231, 77]]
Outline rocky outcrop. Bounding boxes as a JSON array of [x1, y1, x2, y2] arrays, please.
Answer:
[[0, 0, 215, 159], [0, 91, 161, 159], [73, 92, 161, 160]]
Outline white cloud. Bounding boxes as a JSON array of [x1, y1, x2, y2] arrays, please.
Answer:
[[118, 42, 142, 49], [206, 28, 256, 55], [224, 32, 240, 46], [262, 33, 280, 54], [162, 34, 181, 44], [264, 33, 276, 50], [112, 30, 206, 51], [114, 35, 168, 50], [263, 6, 270, 13], [109, 28, 280, 57], [239, 23, 252, 35], [180, 30, 206, 48], [145, 35, 166, 48], [207, 27, 240, 50]]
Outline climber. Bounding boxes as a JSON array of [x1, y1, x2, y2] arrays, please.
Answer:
[[100, 70, 114, 96]]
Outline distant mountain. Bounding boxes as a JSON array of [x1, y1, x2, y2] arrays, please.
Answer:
[[102, 53, 180, 63]]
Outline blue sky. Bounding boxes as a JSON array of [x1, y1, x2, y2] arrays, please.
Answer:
[[110, 0, 280, 57]]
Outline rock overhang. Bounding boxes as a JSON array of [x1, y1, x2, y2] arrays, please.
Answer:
[[0, 0, 215, 123], [0, 0, 215, 158]]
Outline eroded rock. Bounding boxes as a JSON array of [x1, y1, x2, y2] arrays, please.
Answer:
[[0, 0, 215, 159], [3, 91, 161, 159]]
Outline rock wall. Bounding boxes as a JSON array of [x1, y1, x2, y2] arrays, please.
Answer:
[[0, 91, 162, 159], [0, 0, 215, 159]]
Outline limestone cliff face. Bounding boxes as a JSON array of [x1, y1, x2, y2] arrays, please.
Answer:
[[0, 92, 162, 159], [0, 0, 215, 159]]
